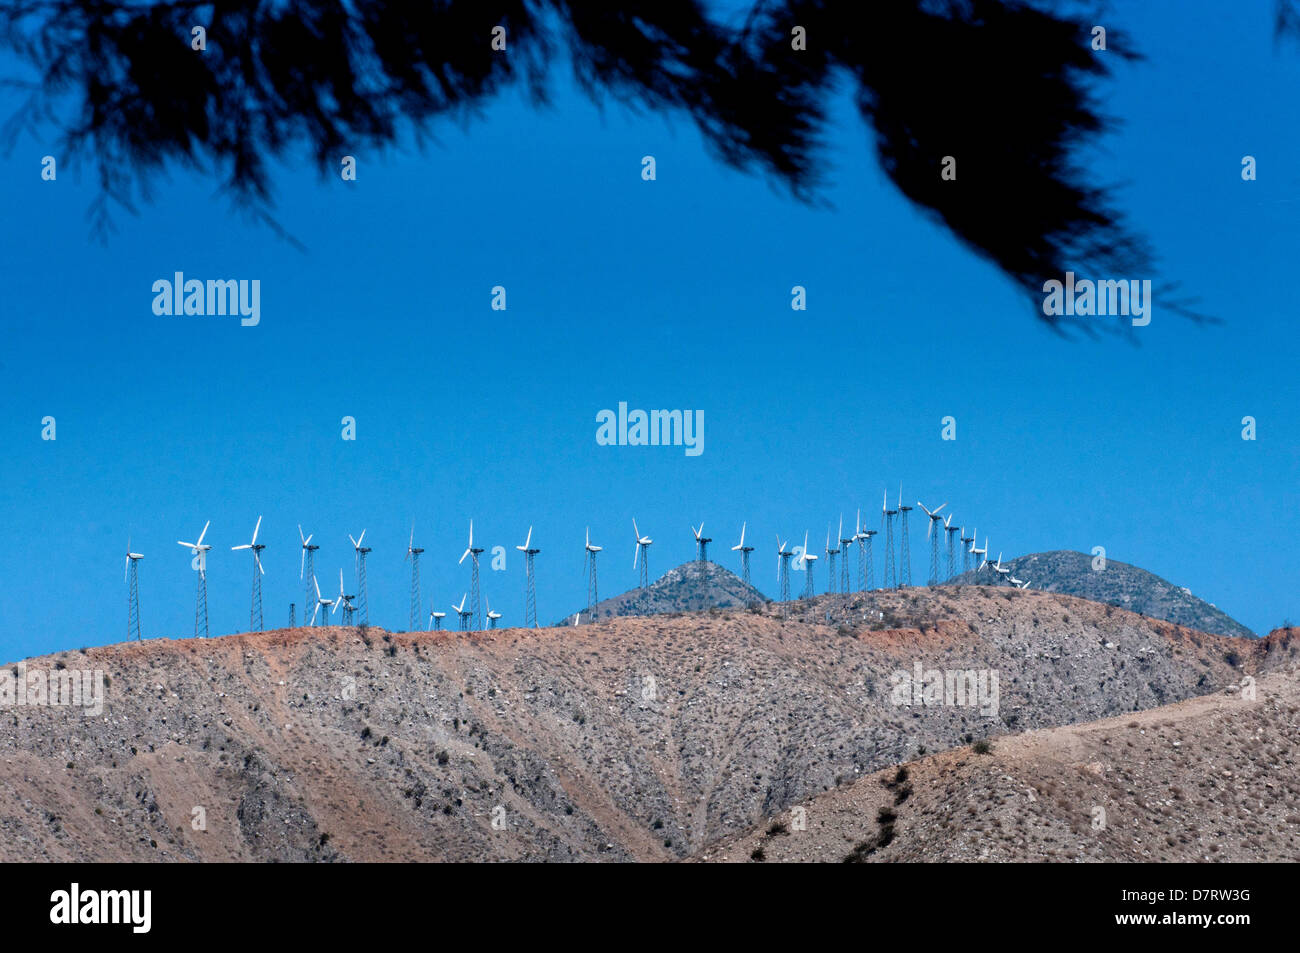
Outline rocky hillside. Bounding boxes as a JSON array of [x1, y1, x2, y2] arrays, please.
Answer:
[[0, 590, 1290, 862], [947, 550, 1255, 639], [557, 560, 766, 626], [705, 653, 1300, 863]]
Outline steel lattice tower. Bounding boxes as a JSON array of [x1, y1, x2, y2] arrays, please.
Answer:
[[126, 555, 142, 641], [302, 547, 317, 628], [898, 504, 913, 587], [883, 509, 897, 588], [802, 556, 817, 599], [825, 550, 837, 595], [778, 550, 793, 601], [249, 544, 265, 631], [961, 530, 975, 574], [586, 550, 598, 613], [523, 549, 538, 627], [739, 548, 752, 586], [194, 568, 209, 639], [638, 550, 650, 591], [289, 603, 296, 628], [861, 530, 876, 591], [839, 529, 854, 595], [928, 523, 942, 587], [945, 524, 961, 581], [408, 547, 423, 632], [468, 547, 483, 630], [356, 546, 370, 626]]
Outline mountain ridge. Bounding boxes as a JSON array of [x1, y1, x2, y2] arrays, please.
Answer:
[[947, 549, 1254, 639]]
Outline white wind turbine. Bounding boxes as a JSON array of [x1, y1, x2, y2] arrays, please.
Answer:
[[691, 523, 712, 563], [453, 593, 472, 631], [776, 535, 794, 601], [632, 518, 653, 591], [486, 597, 502, 629], [583, 527, 602, 615], [178, 520, 212, 574], [458, 519, 483, 630], [917, 501, 947, 587], [731, 521, 754, 586], [125, 540, 144, 642], [309, 574, 335, 626], [178, 520, 213, 638], [231, 515, 266, 632], [799, 530, 818, 599]]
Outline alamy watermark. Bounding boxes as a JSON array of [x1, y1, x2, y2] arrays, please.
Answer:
[[1041, 272, 1151, 326], [889, 660, 999, 717], [1, 662, 105, 716], [596, 402, 703, 457], [151, 272, 260, 326]]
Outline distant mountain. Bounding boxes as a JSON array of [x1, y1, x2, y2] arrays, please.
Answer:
[[947, 549, 1255, 639], [556, 560, 767, 625]]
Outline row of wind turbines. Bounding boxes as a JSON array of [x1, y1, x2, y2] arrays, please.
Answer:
[[125, 489, 1029, 642]]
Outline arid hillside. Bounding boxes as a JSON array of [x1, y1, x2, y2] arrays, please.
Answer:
[[0, 589, 1291, 862], [705, 654, 1300, 863], [948, 550, 1256, 639]]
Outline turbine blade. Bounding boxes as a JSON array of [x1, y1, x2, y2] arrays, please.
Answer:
[[197, 520, 210, 546], [252, 514, 262, 544]]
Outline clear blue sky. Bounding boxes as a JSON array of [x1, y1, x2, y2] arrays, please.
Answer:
[[2, 1, 1297, 659]]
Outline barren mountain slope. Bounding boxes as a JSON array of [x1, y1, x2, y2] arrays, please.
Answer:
[[705, 654, 1300, 863], [948, 550, 1255, 639], [0, 590, 1290, 862]]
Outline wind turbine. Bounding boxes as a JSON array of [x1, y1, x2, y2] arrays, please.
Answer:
[[309, 574, 334, 626], [583, 527, 601, 617], [853, 510, 877, 592], [516, 525, 540, 627], [486, 597, 502, 629], [882, 490, 898, 588], [691, 523, 712, 564], [633, 518, 653, 591], [974, 536, 989, 571], [178, 520, 212, 638], [993, 553, 1012, 582], [299, 525, 319, 626], [824, 524, 839, 596], [348, 530, 370, 626], [428, 607, 446, 631], [731, 522, 754, 587], [917, 501, 947, 587], [231, 515, 266, 632], [897, 485, 914, 587], [799, 530, 818, 599], [944, 515, 961, 581], [406, 526, 425, 632], [453, 593, 471, 631], [961, 527, 976, 574], [458, 520, 484, 630], [125, 541, 143, 642], [776, 536, 794, 602], [336, 568, 356, 625], [838, 516, 855, 595]]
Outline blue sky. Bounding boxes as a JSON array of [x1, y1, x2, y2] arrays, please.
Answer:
[[2, 0, 1298, 659]]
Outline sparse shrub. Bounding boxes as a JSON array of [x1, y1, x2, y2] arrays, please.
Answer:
[[750, 846, 766, 862], [973, 740, 991, 755]]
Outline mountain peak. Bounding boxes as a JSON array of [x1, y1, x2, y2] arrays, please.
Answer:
[[947, 549, 1254, 639], [557, 560, 766, 625]]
